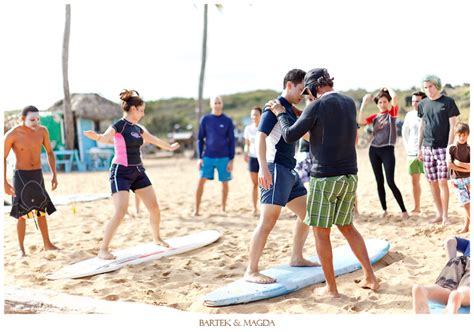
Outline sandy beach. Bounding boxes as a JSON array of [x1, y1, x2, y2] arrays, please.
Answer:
[[3, 141, 470, 314]]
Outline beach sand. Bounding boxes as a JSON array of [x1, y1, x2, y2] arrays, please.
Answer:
[[3, 141, 470, 314]]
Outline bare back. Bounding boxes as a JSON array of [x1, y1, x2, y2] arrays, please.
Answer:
[[7, 125, 48, 170]]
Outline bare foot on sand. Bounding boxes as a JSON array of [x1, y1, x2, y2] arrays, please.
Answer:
[[411, 208, 421, 214], [44, 243, 60, 251], [381, 210, 388, 218], [315, 285, 340, 298], [244, 271, 276, 284], [18, 249, 27, 258], [401, 212, 409, 219], [154, 238, 170, 248], [98, 249, 116, 260], [356, 277, 381, 291], [441, 217, 450, 226], [192, 210, 200, 216], [289, 257, 320, 267], [429, 215, 443, 224], [253, 209, 259, 217], [458, 226, 470, 234]]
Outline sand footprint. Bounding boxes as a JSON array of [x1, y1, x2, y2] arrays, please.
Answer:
[[103, 294, 119, 301]]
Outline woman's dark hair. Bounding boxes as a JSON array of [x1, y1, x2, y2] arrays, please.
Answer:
[[373, 88, 392, 104], [252, 106, 262, 114], [119, 89, 144, 112]]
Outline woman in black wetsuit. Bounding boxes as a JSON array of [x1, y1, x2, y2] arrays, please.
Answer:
[[358, 88, 409, 219], [84, 90, 180, 259]]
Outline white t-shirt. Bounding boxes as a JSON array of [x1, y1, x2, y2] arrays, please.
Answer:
[[402, 110, 421, 157], [244, 123, 258, 158]]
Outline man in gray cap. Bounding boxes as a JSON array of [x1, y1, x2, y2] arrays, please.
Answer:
[[268, 68, 379, 297]]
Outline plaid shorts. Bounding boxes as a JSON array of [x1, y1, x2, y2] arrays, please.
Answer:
[[304, 175, 357, 228], [451, 177, 470, 206], [422, 146, 448, 181]]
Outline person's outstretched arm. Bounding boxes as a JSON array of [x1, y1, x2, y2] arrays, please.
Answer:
[[140, 126, 180, 151], [83, 126, 116, 144], [357, 94, 372, 126], [270, 102, 315, 144]]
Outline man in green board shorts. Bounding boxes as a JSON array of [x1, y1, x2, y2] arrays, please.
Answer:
[[269, 68, 379, 298], [402, 91, 427, 213]]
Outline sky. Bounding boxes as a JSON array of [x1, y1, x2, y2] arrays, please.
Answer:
[[0, 0, 472, 112]]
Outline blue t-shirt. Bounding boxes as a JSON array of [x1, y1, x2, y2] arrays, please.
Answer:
[[258, 96, 298, 169], [197, 113, 235, 159], [456, 237, 470, 257]]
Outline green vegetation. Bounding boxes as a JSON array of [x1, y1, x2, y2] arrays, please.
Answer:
[[142, 84, 469, 134], [4, 84, 469, 135]]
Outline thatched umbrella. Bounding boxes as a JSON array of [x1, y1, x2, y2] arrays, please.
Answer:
[[46, 93, 122, 121]]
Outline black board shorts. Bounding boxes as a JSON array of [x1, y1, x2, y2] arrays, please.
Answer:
[[10, 169, 56, 219], [109, 164, 152, 193]]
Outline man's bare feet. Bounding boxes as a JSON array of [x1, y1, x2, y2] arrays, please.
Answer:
[[315, 285, 340, 298], [192, 210, 200, 216], [381, 210, 388, 218], [98, 249, 116, 260], [457, 226, 470, 234], [18, 249, 26, 258], [253, 209, 259, 217], [411, 208, 421, 214], [244, 271, 276, 284], [289, 257, 320, 267], [44, 243, 60, 251], [429, 215, 443, 224], [401, 212, 409, 219], [441, 217, 450, 226], [356, 277, 380, 290]]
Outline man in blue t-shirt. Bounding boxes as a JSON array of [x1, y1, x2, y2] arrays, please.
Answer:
[[244, 69, 317, 284], [194, 95, 235, 216]]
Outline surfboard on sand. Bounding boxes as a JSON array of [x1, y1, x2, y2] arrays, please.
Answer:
[[428, 301, 470, 314], [204, 239, 390, 307], [47, 230, 220, 280], [4, 193, 111, 214]]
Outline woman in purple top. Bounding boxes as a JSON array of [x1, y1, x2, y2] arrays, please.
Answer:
[[84, 89, 179, 259]]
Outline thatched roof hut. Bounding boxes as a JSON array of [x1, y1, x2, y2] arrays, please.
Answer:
[[46, 93, 122, 121]]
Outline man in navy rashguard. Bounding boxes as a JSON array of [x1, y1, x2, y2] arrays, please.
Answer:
[[194, 95, 235, 216]]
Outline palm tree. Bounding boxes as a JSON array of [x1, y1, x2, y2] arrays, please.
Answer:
[[194, 4, 223, 157], [62, 4, 74, 150]]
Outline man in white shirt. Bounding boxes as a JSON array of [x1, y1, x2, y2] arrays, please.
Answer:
[[402, 91, 427, 213]]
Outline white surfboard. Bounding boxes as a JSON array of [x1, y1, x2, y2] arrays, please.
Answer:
[[47, 230, 220, 280], [4, 193, 110, 214], [204, 239, 389, 307]]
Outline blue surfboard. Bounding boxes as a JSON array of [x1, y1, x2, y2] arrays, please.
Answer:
[[204, 239, 390, 307], [428, 301, 470, 314]]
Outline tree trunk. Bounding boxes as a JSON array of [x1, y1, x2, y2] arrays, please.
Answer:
[[62, 4, 74, 150], [194, 4, 208, 158]]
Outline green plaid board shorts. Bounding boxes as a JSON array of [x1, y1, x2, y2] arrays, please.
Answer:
[[304, 175, 358, 228]]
